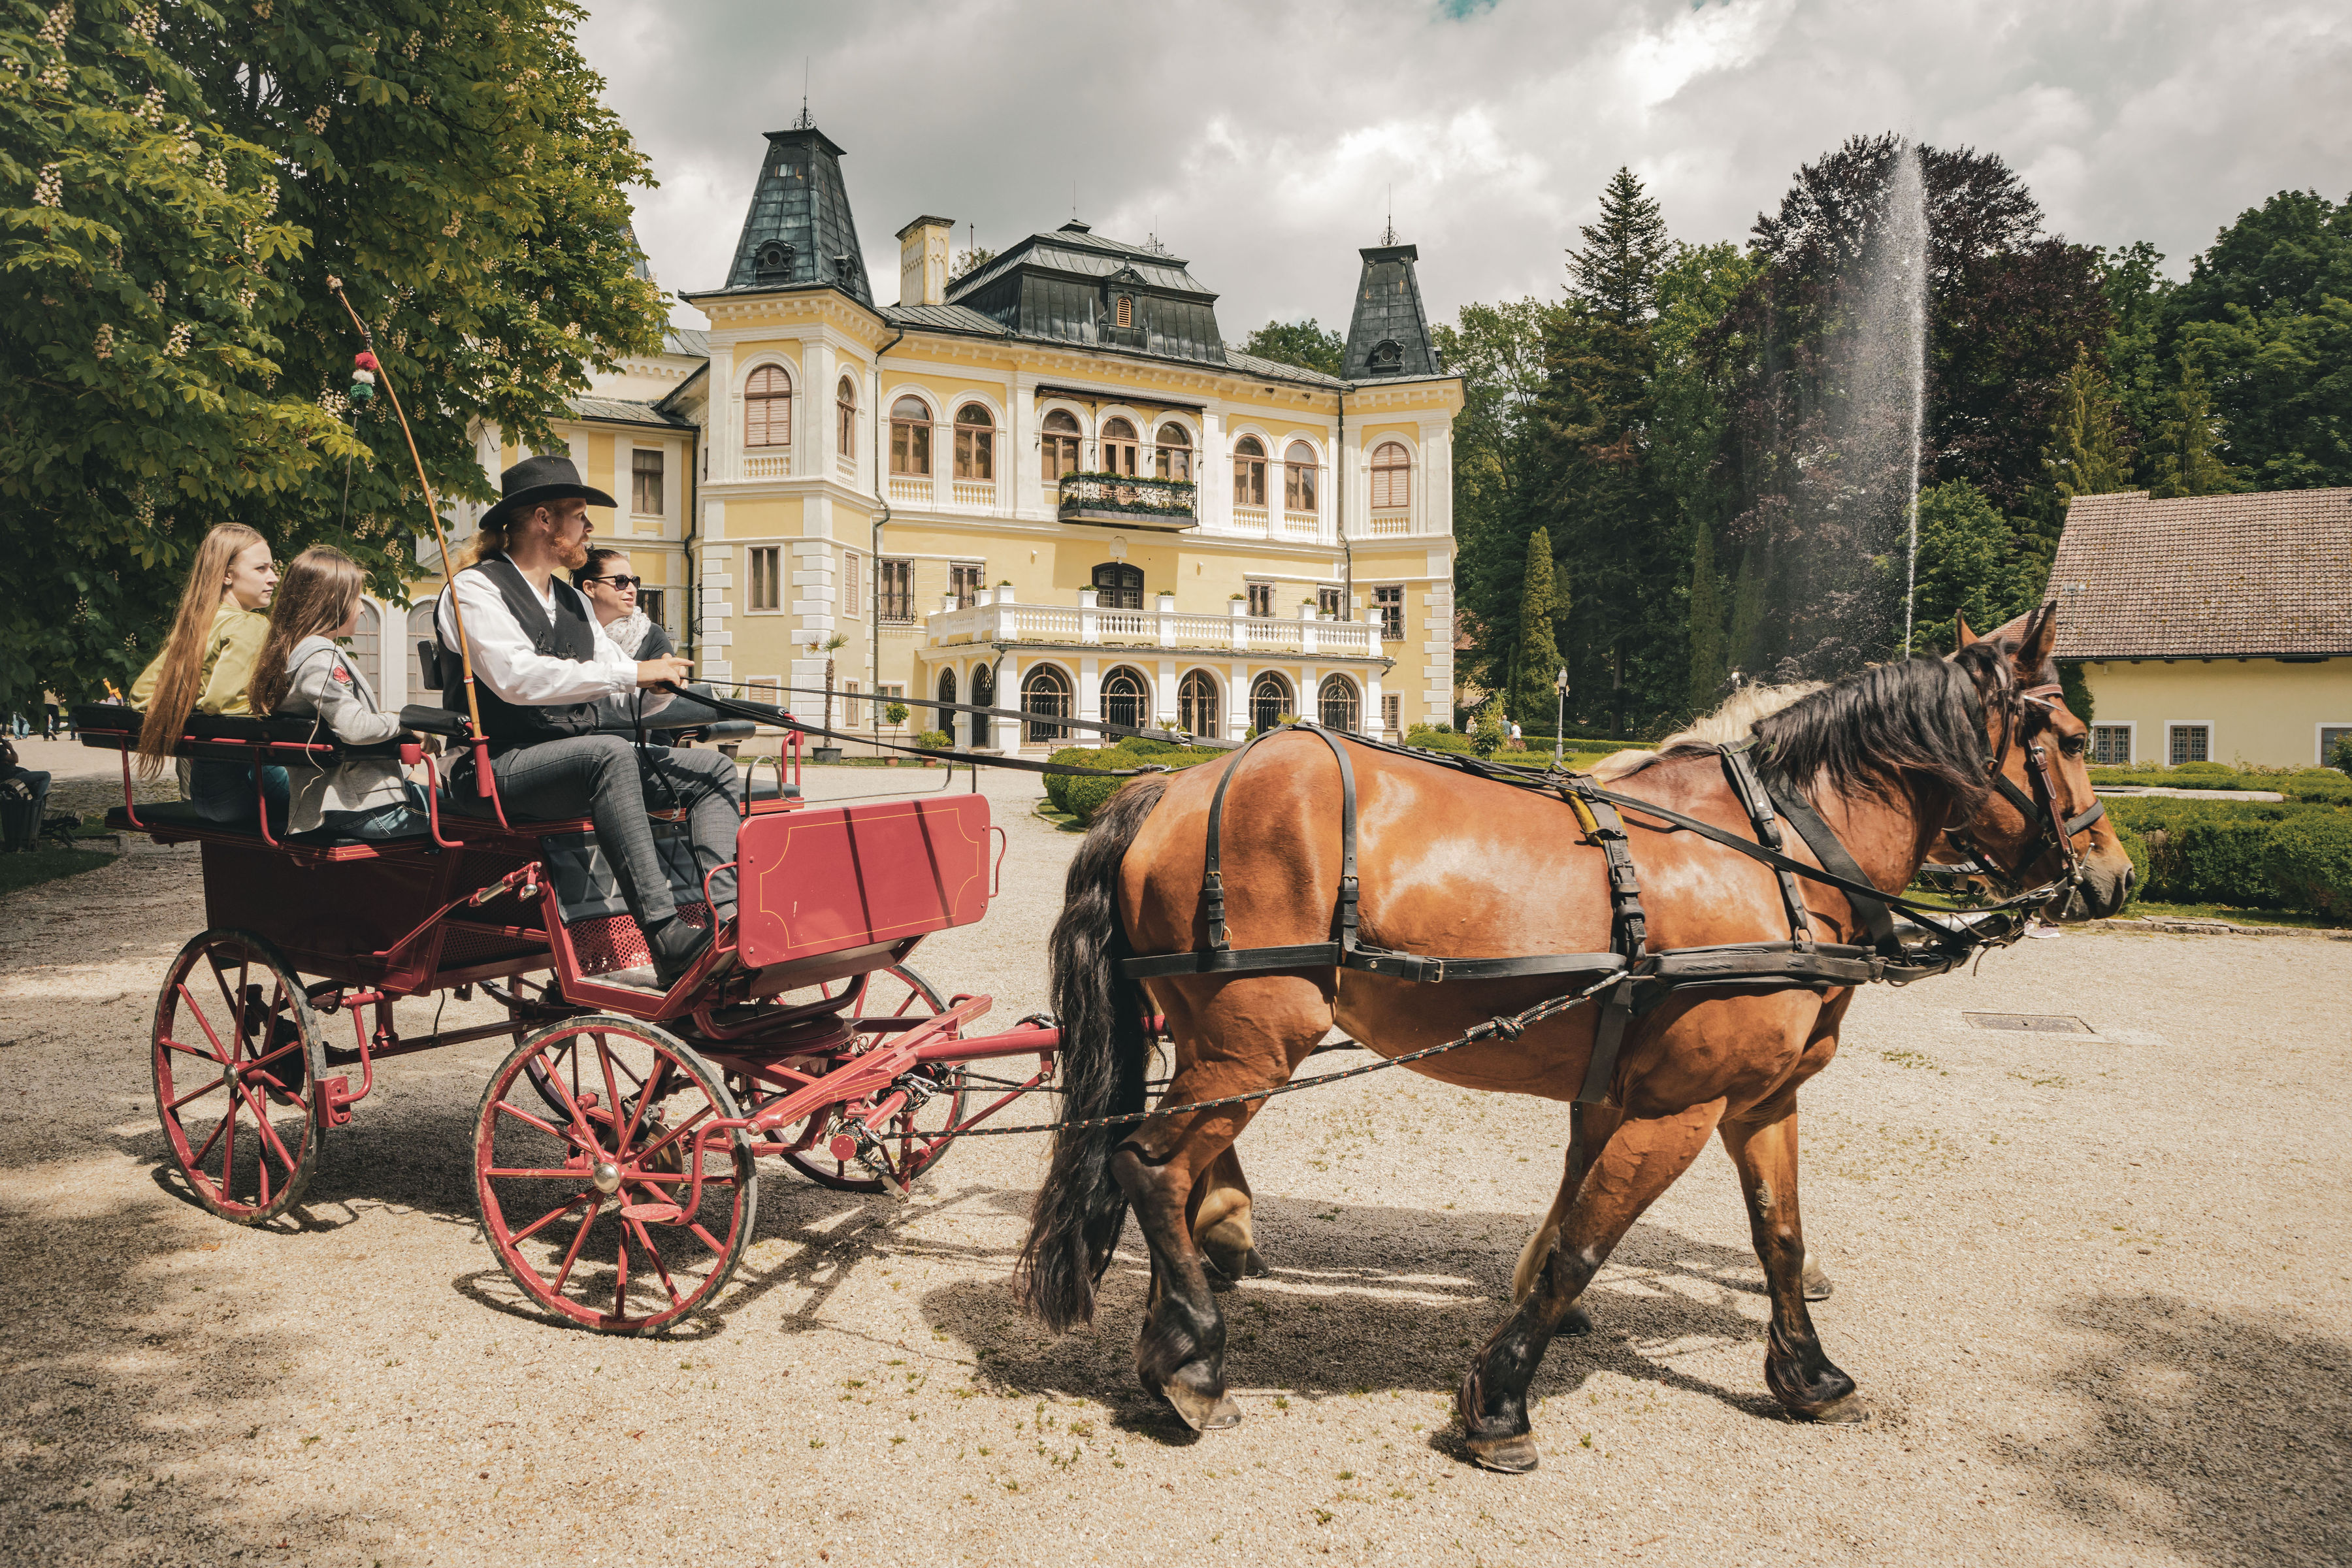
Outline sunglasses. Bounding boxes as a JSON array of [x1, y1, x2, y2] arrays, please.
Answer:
[[588, 574, 640, 590]]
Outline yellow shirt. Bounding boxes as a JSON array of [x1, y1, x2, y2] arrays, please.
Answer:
[[129, 602, 270, 716]]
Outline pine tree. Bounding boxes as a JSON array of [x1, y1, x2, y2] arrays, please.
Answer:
[[2043, 344, 2136, 502], [2148, 360, 2246, 497], [1511, 528, 1562, 728], [1686, 514, 1727, 708], [1570, 168, 1671, 328]]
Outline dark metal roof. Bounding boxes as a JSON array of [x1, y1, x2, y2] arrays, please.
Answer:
[[1223, 350, 1345, 389], [661, 326, 710, 358], [565, 396, 695, 431], [879, 302, 1009, 336], [1342, 242, 1441, 380], [715, 125, 873, 303], [945, 221, 1227, 366]]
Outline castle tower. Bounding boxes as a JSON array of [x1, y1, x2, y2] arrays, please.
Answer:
[[721, 125, 872, 302], [1341, 242, 1439, 380]]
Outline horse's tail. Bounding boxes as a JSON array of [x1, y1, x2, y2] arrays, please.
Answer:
[[1016, 775, 1167, 1332]]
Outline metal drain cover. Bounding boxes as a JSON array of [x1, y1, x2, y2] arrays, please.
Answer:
[[1964, 1012, 2093, 1034]]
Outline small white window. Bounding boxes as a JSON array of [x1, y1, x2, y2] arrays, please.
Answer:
[[2167, 724, 2210, 765], [749, 546, 781, 613], [2090, 725, 2131, 766]]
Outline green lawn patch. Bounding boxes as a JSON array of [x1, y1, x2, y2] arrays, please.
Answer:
[[2119, 900, 2347, 931], [0, 847, 114, 897]]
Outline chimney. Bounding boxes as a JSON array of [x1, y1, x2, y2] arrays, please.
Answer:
[[897, 215, 955, 307]]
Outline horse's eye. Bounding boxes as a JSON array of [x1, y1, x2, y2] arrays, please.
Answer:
[[2060, 734, 2088, 758]]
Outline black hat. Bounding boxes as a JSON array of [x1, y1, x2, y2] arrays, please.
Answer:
[[480, 454, 617, 532]]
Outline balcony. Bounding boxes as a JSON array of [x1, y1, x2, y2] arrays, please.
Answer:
[[742, 451, 791, 480], [1055, 472, 1197, 531], [1365, 509, 1412, 536], [924, 591, 1382, 659]]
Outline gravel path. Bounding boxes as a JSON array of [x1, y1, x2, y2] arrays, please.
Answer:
[[1, 761, 2346, 1566]]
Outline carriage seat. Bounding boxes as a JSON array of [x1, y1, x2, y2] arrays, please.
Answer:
[[100, 800, 427, 852]]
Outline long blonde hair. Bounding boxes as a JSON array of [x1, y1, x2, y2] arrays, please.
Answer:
[[250, 547, 365, 716], [137, 523, 268, 777]]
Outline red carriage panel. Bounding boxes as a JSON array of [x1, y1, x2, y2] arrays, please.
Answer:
[[736, 794, 992, 970]]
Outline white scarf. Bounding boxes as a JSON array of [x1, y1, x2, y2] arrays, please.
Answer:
[[602, 609, 654, 658]]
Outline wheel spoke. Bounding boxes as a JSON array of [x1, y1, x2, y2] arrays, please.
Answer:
[[236, 1083, 302, 1178], [612, 1226, 631, 1317], [189, 1106, 231, 1169], [176, 984, 233, 1064], [538, 1044, 604, 1155], [551, 1200, 600, 1294], [159, 1035, 223, 1062], [512, 1194, 591, 1247], [492, 1097, 574, 1143], [689, 1221, 728, 1252], [630, 1102, 715, 1168], [165, 1075, 228, 1114], [628, 1218, 682, 1305], [595, 1037, 629, 1151]]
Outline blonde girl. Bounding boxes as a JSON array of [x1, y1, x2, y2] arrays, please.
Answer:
[[253, 547, 426, 840], [130, 523, 286, 822]]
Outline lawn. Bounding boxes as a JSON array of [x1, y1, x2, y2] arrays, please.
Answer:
[[0, 846, 114, 897]]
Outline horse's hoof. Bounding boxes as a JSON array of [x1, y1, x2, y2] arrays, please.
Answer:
[[1203, 1260, 1237, 1294], [1561, 1299, 1593, 1337], [1201, 1239, 1268, 1281], [1159, 1379, 1242, 1431], [1794, 1390, 1870, 1424], [1465, 1431, 1541, 1473]]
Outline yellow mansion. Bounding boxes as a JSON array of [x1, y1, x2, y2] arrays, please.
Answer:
[[384, 121, 1463, 751]]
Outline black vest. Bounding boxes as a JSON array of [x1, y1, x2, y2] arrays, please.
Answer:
[[442, 557, 604, 753]]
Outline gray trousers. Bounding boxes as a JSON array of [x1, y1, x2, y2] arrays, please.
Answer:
[[489, 736, 740, 926]]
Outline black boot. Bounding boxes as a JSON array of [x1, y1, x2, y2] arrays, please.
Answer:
[[647, 917, 715, 991]]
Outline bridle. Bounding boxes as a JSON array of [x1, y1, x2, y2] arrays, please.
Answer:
[[1946, 662, 2107, 902]]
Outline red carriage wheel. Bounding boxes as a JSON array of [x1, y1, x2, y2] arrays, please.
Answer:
[[150, 930, 328, 1224], [774, 965, 971, 1195], [474, 1015, 757, 1333]]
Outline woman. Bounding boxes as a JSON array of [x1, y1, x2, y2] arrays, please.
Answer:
[[130, 523, 287, 823], [572, 548, 672, 659], [252, 547, 427, 840]]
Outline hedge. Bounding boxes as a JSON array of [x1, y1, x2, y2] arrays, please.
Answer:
[[1043, 742, 1226, 825], [2104, 797, 2352, 911], [2089, 764, 2352, 804]]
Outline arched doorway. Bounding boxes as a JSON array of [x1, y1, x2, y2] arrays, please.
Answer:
[[1317, 674, 1360, 733], [1022, 665, 1072, 743], [406, 600, 440, 701], [936, 667, 957, 742], [970, 662, 994, 749], [1101, 666, 1147, 732], [1249, 672, 1292, 734], [1178, 669, 1220, 739]]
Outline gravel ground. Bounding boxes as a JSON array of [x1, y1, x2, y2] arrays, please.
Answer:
[[1, 758, 2347, 1566]]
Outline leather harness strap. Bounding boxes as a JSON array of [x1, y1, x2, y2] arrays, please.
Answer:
[[1719, 745, 1814, 944]]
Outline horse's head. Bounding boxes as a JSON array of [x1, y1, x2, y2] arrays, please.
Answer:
[[1949, 605, 2134, 920]]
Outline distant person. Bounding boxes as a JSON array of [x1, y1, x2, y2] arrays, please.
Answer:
[[573, 548, 673, 659], [252, 547, 428, 840], [129, 523, 287, 824], [42, 690, 61, 740], [0, 732, 52, 852]]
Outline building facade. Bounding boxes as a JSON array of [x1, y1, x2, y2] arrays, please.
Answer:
[[401, 121, 1462, 750], [2040, 488, 2352, 768]]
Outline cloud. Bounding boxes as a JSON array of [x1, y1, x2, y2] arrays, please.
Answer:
[[577, 0, 2352, 333]]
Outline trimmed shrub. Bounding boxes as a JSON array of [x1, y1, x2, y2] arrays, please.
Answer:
[[915, 729, 951, 751], [2286, 770, 2352, 805], [2266, 812, 2352, 917], [1406, 727, 1477, 755], [2105, 797, 2351, 909], [2170, 760, 2234, 780], [2332, 734, 2352, 774], [1047, 742, 1227, 825]]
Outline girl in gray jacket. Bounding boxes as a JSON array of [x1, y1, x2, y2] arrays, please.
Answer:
[[251, 547, 428, 840]]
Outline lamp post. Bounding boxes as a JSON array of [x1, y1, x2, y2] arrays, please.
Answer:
[[1552, 666, 1568, 769]]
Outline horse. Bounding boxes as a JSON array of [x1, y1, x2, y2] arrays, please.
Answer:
[[1015, 606, 2131, 1470]]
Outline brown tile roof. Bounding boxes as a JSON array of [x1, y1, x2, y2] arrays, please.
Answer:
[[2034, 488, 2352, 659]]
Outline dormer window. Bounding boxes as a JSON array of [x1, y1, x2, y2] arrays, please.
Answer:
[[1368, 338, 1403, 374], [753, 240, 795, 285], [1115, 295, 1134, 328], [832, 254, 858, 286]]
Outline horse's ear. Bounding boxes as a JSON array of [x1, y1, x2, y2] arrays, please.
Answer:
[[2015, 602, 2058, 676], [1955, 616, 1978, 647]]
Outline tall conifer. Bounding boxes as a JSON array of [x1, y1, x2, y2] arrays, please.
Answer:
[[2148, 361, 2245, 497], [1511, 527, 1562, 726]]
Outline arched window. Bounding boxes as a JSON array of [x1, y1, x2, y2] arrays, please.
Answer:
[[1022, 664, 1072, 743], [954, 404, 994, 481], [1115, 295, 1134, 328], [1101, 666, 1147, 731], [1370, 440, 1411, 509], [1091, 562, 1143, 610], [1284, 440, 1318, 513], [1318, 675, 1360, 734], [1179, 669, 1220, 738], [406, 600, 440, 693], [936, 666, 957, 737], [346, 600, 382, 699], [1041, 409, 1081, 482], [745, 365, 791, 448], [970, 661, 994, 749], [1233, 435, 1266, 507], [1249, 672, 1292, 734], [1154, 422, 1193, 482], [836, 376, 858, 460], [1101, 417, 1139, 476], [890, 395, 932, 476]]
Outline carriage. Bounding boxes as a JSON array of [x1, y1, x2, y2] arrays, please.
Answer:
[[76, 698, 1061, 1333]]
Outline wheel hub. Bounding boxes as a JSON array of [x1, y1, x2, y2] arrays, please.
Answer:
[[591, 1160, 622, 1194]]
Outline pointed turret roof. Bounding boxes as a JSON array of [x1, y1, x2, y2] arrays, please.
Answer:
[[1342, 242, 1441, 382], [717, 125, 872, 303]]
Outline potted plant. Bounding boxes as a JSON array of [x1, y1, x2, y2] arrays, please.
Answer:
[[1229, 593, 1249, 617], [882, 700, 910, 765], [915, 727, 951, 766], [813, 631, 849, 762]]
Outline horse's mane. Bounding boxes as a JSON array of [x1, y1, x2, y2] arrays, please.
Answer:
[[1752, 653, 1993, 809], [1586, 681, 1823, 782]]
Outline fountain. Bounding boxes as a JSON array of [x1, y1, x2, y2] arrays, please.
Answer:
[[1843, 142, 1931, 653]]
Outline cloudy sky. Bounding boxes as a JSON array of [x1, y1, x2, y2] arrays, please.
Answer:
[[578, 0, 2352, 334]]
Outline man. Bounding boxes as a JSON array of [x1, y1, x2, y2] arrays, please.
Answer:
[[436, 455, 738, 991]]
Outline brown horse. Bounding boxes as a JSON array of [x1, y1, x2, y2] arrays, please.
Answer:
[[1017, 608, 2131, 1469]]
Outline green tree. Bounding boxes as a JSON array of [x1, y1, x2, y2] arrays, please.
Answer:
[[1652, 241, 1754, 713], [2042, 344, 2136, 503], [1, 0, 665, 706], [1239, 316, 1344, 377], [1433, 296, 1556, 695], [1509, 526, 1561, 724], [2146, 359, 2246, 497], [1909, 480, 2041, 648], [948, 244, 995, 286], [1, 0, 344, 703], [1573, 167, 1671, 328]]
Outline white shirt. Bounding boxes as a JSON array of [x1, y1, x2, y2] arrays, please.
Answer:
[[434, 566, 672, 714]]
